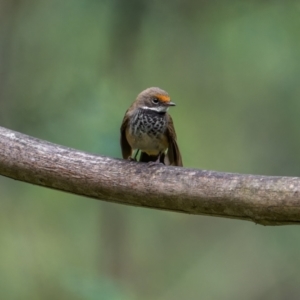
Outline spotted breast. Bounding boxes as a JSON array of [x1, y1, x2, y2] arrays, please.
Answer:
[[127, 108, 168, 155]]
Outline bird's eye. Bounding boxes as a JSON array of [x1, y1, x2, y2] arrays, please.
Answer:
[[152, 98, 159, 104]]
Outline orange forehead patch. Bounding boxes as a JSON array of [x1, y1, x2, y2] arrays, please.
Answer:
[[156, 94, 170, 102]]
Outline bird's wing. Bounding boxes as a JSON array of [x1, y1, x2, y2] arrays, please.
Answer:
[[166, 114, 183, 166], [120, 112, 132, 159]]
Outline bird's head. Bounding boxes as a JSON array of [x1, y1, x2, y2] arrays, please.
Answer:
[[136, 87, 175, 113]]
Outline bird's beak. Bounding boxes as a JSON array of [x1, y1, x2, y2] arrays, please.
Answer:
[[166, 101, 176, 107]]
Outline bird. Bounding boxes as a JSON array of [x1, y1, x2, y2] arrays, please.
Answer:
[[120, 87, 183, 166]]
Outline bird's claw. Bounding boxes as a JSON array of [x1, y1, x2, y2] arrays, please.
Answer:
[[128, 157, 137, 162], [147, 161, 164, 167]]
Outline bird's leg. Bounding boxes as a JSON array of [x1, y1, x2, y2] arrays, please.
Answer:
[[147, 152, 164, 167], [154, 154, 161, 163], [128, 149, 140, 161], [133, 149, 140, 160]]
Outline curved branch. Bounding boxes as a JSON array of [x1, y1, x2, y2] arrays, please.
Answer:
[[0, 126, 299, 226]]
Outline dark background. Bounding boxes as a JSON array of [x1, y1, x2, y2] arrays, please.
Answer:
[[1, 1, 300, 299]]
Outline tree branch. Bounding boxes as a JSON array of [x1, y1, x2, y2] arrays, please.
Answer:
[[0, 125, 299, 226]]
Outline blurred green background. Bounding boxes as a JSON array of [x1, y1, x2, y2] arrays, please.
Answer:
[[1, 1, 300, 299]]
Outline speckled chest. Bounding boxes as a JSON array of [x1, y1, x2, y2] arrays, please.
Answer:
[[129, 108, 167, 138]]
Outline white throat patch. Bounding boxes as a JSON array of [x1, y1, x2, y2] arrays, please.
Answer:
[[141, 106, 169, 112]]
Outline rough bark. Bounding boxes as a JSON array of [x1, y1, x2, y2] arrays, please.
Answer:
[[0, 125, 299, 226]]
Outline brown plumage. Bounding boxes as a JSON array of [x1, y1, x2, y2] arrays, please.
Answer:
[[120, 87, 183, 166]]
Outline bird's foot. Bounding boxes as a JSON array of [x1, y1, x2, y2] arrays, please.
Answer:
[[128, 157, 137, 162], [147, 160, 164, 167], [147, 161, 161, 167]]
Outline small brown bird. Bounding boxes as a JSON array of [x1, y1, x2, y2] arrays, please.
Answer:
[[120, 87, 183, 166]]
